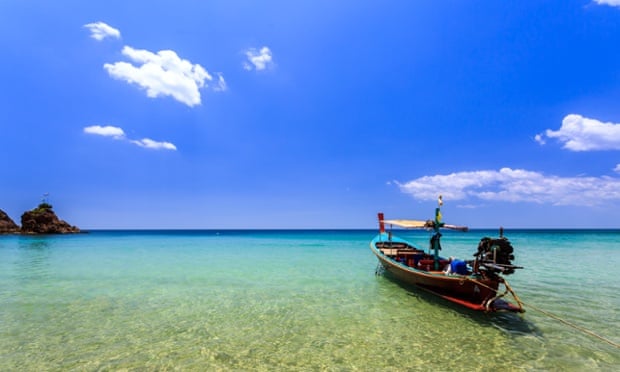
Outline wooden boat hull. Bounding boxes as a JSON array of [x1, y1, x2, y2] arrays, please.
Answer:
[[371, 234, 523, 312]]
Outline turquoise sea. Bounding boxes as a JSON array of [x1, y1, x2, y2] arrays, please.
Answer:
[[1, 229, 619, 371]]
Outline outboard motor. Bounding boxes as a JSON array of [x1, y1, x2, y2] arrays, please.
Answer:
[[473, 236, 518, 275]]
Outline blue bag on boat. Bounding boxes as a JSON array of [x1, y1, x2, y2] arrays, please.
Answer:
[[450, 259, 468, 275]]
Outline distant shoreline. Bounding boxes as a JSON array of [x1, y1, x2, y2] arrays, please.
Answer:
[[6, 228, 615, 233]]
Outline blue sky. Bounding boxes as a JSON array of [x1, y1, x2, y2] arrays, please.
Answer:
[[2, 0, 620, 229]]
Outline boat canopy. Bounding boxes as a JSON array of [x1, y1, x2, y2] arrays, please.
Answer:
[[381, 219, 429, 228]]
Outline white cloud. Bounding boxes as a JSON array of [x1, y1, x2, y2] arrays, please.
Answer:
[[213, 73, 227, 92], [396, 167, 620, 207], [537, 114, 620, 151], [594, 0, 620, 7], [104, 46, 213, 107], [244, 47, 273, 71], [83, 125, 125, 139], [615, 164, 620, 173], [84, 125, 176, 151], [130, 138, 177, 151], [84, 22, 121, 41], [534, 133, 545, 145]]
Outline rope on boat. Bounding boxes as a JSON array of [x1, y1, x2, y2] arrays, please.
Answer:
[[466, 277, 620, 349], [484, 285, 510, 312], [502, 279, 524, 310]]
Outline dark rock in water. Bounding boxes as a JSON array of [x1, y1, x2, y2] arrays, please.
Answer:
[[20, 203, 80, 234], [0, 209, 20, 234]]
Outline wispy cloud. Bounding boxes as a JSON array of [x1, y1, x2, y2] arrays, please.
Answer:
[[130, 138, 177, 151], [396, 167, 620, 207], [84, 125, 176, 151], [243, 47, 274, 71], [594, 0, 620, 8], [83, 125, 125, 139], [536, 114, 620, 151], [84, 22, 121, 41], [213, 73, 227, 92], [104, 46, 220, 107]]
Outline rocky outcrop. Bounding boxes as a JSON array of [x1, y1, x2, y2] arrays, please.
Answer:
[[0, 209, 20, 234], [20, 203, 80, 234]]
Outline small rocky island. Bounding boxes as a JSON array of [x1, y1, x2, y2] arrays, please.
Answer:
[[0, 203, 80, 234], [0, 209, 20, 234]]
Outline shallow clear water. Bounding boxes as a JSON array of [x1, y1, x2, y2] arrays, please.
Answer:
[[1, 230, 618, 370]]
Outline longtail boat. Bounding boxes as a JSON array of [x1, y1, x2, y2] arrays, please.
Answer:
[[371, 196, 524, 313]]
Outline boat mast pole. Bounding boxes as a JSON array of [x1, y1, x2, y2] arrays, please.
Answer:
[[432, 196, 445, 270], [377, 212, 385, 234]]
